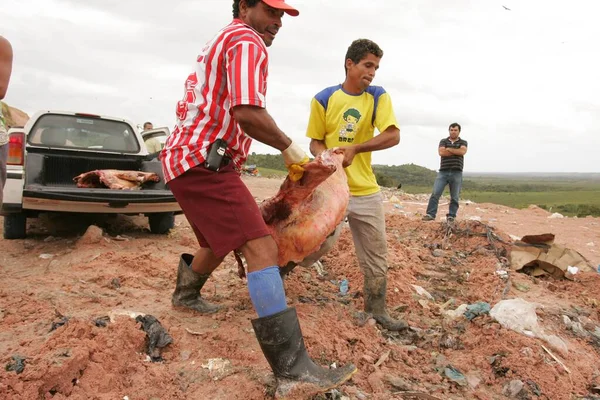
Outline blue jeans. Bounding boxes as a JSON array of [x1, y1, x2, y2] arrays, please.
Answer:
[[425, 170, 463, 218]]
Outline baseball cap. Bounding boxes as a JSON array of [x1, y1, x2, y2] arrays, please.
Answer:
[[262, 0, 299, 17]]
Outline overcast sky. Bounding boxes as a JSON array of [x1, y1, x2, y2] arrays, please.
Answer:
[[2, 0, 599, 172]]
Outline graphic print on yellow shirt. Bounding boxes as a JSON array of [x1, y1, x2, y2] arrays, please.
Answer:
[[306, 84, 398, 196]]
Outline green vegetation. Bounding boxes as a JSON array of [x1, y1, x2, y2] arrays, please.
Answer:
[[246, 153, 287, 171], [257, 167, 287, 178], [244, 153, 600, 217]]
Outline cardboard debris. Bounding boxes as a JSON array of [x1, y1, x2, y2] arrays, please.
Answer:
[[510, 233, 595, 280]]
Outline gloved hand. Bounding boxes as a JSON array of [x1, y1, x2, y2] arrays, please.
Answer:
[[282, 141, 309, 182]]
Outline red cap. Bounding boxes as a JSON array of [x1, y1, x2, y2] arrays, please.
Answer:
[[262, 0, 299, 17]]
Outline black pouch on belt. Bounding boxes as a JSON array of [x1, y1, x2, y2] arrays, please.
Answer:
[[205, 138, 228, 172]]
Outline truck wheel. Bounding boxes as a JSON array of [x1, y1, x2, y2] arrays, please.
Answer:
[[4, 213, 27, 239], [148, 212, 174, 234]]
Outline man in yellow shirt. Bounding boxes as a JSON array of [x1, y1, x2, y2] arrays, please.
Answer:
[[306, 39, 406, 331]]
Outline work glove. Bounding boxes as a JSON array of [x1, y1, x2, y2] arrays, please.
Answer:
[[282, 141, 310, 182]]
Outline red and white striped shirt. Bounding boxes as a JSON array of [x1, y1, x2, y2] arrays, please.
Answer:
[[161, 19, 269, 182]]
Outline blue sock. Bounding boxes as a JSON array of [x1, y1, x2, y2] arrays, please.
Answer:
[[247, 266, 287, 318]]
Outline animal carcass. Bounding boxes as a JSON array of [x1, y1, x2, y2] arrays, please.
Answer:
[[250, 150, 349, 274], [73, 170, 160, 190]]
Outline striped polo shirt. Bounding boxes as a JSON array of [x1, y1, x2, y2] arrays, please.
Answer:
[[439, 137, 468, 171], [161, 19, 269, 182]]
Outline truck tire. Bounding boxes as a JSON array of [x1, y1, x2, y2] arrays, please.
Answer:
[[148, 212, 174, 234], [4, 213, 27, 239]]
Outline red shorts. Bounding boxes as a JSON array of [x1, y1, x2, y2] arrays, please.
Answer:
[[168, 163, 270, 258]]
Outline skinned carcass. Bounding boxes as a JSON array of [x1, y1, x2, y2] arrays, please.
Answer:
[[237, 150, 349, 277], [73, 170, 160, 190]]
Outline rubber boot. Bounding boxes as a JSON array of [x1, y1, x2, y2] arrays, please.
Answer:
[[171, 253, 222, 314], [364, 276, 408, 331], [252, 307, 357, 392]]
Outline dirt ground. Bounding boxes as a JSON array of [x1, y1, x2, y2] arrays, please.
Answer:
[[1, 175, 600, 400]]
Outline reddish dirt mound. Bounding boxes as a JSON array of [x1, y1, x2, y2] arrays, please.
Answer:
[[1, 176, 600, 399]]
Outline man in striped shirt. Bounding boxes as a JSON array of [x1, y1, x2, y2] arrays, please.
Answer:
[[422, 122, 468, 222], [161, 0, 356, 390]]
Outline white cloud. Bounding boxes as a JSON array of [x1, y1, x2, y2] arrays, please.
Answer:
[[3, 0, 599, 172]]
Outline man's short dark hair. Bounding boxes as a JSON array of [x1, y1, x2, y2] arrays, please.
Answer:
[[344, 39, 383, 74], [143, 122, 153, 128], [449, 122, 461, 132], [232, 0, 262, 18]]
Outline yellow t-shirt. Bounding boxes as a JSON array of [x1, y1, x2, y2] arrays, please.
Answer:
[[306, 84, 398, 196]]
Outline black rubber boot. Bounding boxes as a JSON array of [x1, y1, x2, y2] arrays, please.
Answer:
[[171, 254, 222, 314], [364, 276, 408, 331], [252, 308, 357, 392]]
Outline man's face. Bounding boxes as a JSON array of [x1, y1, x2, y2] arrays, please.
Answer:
[[240, 1, 284, 47], [143, 123, 153, 131], [346, 53, 380, 91], [449, 126, 460, 139]]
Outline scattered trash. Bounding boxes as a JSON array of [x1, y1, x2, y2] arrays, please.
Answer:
[[548, 213, 564, 219], [411, 285, 434, 300], [339, 279, 349, 295], [94, 316, 110, 328], [468, 216, 482, 221], [502, 379, 525, 397], [464, 302, 491, 321], [496, 270, 508, 279], [512, 282, 530, 292], [526, 380, 542, 396], [39, 254, 54, 259], [108, 309, 145, 323], [313, 260, 326, 277], [50, 316, 69, 332], [490, 298, 568, 355], [5, 355, 26, 374], [385, 374, 412, 391], [465, 372, 482, 389], [511, 233, 595, 280], [444, 304, 468, 320], [135, 315, 173, 362], [541, 345, 571, 374], [374, 350, 391, 368], [432, 249, 444, 258], [185, 328, 208, 336], [565, 266, 579, 279], [444, 365, 467, 387], [110, 278, 121, 289], [393, 204, 403, 209], [201, 358, 233, 380], [587, 242, 596, 247], [389, 195, 400, 204]]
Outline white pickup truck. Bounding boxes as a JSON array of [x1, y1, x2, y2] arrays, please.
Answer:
[[1, 110, 181, 239]]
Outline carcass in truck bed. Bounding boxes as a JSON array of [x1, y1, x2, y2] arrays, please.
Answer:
[[258, 150, 349, 269], [73, 170, 160, 190]]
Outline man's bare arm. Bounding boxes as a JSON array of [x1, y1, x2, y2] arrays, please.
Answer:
[[439, 146, 451, 157], [353, 125, 400, 154], [446, 146, 467, 156], [309, 139, 327, 157], [336, 125, 400, 167], [0, 36, 13, 100], [231, 105, 291, 151]]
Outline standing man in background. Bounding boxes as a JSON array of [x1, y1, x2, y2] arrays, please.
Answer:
[[0, 35, 14, 208], [422, 122, 468, 222]]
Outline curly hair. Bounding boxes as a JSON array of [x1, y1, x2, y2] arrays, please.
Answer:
[[344, 39, 383, 74], [232, 0, 262, 18]]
